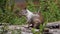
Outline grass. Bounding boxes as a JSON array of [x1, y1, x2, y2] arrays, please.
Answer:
[[0, 0, 60, 34], [0, 0, 60, 24]]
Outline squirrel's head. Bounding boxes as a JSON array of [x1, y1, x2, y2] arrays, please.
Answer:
[[20, 8, 28, 16]]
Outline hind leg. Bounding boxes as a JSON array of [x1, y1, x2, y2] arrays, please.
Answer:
[[33, 22, 40, 29], [33, 22, 37, 28]]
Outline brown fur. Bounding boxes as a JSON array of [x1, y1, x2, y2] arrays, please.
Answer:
[[29, 12, 44, 29], [14, 8, 44, 29]]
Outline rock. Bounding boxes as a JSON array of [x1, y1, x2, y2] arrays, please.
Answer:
[[46, 21, 60, 29], [0, 21, 60, 34]]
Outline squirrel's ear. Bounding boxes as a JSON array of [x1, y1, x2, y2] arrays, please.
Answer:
[[21, 7, 27, 10], [24, 7, 26, 10]]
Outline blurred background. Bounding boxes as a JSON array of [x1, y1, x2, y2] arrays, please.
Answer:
[[0, 0, 60, 25]]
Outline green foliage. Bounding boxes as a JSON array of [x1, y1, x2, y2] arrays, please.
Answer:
[[0, 0, 60, 25], [0, 0, 60, 34], [27, 0, 60, 34]]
